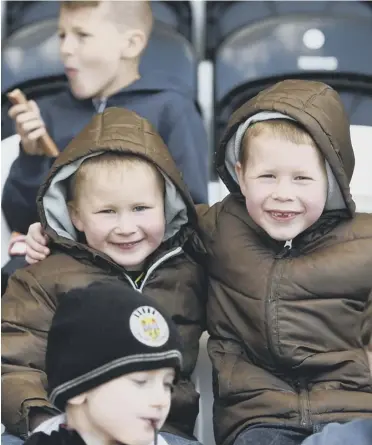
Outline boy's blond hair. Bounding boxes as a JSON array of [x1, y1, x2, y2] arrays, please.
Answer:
[[61, 0, 153, 39], [239, 119, 319, 167], [69, 153, 165, 204]]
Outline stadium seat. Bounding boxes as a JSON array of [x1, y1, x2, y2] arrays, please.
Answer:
[[349, 125, 372, 213], [212, 5, 372, 148], [1, 134, 20, 267], [192, 332, 214, 445], [1, 18, 198, 139], [4, 0, 192, 42], [5, 0, 60, 37], [206, 1, 372, 60]]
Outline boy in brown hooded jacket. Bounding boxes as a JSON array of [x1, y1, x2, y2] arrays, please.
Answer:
[[1, 108, 206, 445], [197, 80, 372, 444]]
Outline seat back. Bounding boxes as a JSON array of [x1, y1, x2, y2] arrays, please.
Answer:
[[215, 14, 372, 103], [350, 125, 372, 213], [192, 332, 215, 445], [1, 134, 20, 267], [207, 0, 372, 60]]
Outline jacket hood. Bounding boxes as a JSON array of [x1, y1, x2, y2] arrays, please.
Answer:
[[37, 107, 197, 245], [217, 79, 356, 216]]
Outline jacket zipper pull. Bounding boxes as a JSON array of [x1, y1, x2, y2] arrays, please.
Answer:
[[284, 240, 292, 249], [275, 239, 293, 259]]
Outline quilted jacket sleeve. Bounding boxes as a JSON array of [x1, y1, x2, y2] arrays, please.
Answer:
[[1, 267, 58, 437]]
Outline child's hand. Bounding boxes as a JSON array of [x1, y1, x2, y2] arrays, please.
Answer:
[[25, 223, 50, 264], [8, 101, 46, 155]]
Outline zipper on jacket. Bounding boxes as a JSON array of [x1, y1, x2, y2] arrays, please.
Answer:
[[265, 260, 285, 360], [265, 241, 292, 361], [274, 239, 293, 259], [294, 379, 311, 428], [123, 247, 183, 292]]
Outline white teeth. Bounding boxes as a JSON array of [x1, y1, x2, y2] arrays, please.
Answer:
[[271, 212, 295, 217]]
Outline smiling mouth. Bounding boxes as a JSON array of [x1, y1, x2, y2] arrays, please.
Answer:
[[113, 240, 142, 249], [267, 211, 300, 221]]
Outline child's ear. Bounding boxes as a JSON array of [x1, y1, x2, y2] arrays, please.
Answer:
[[235, 161, 246, 195], [68, 201, 83, 232], [68, 393, 87, 406], [121, 29, 147, 59]]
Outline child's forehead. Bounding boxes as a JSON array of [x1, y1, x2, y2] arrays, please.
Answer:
[[59, 1, 111, 27], [245, 134, 325, 169]]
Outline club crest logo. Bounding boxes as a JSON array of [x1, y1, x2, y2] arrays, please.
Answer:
[[130, 306, 169, 347]]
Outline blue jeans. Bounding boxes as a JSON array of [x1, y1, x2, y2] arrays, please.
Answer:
[[234, 420, 372, 445], [161, 432, 202, 445], [234, 425, 309, 445], [1, 432, 24, 445], [301, 420, 372, 445]]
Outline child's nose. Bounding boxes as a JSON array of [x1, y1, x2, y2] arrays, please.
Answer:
[[149, 386, 170, 409], [272, 179, 294, 201], [60, 35, 76, 57], [115, 215, 136, 235]]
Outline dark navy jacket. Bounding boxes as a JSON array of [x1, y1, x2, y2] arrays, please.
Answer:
[[2, 72, 209, 234]]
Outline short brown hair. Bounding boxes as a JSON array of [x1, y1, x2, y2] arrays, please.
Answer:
[[239, 119, 319, 167], [61, 0, 153, 38], [69, 153, 164, 204]]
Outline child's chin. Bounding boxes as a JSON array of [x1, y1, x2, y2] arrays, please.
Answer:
[[267, 228, 301, 242]]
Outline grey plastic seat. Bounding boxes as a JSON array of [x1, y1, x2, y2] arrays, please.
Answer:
[[207, 0, 372, 59], [213, 11, 372, 148]]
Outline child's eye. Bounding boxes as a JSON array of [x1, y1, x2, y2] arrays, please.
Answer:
[[295, 176, 312, 181], [259, 174, 275, 179], [133, 379, 147, 386], [78, 32, 90, 39], [133, 206, 149, 212], [98, 209, 115, 214]]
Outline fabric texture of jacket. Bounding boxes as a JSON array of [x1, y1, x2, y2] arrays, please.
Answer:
[[198, 80, 372, 445], [2, 108, 207, 439], [2, 71, 209, 234]]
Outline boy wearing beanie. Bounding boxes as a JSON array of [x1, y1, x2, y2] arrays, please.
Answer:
[[198, 80, 372, 444], [2, 108, 206, 444], [24, 281, 183, 445]]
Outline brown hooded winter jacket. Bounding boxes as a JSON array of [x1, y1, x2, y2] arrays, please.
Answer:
[[198, 80, 372, 445], [2, 108, 207, 439]]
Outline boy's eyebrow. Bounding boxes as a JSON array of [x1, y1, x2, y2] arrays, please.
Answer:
[[58, 25, 91, 33]]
